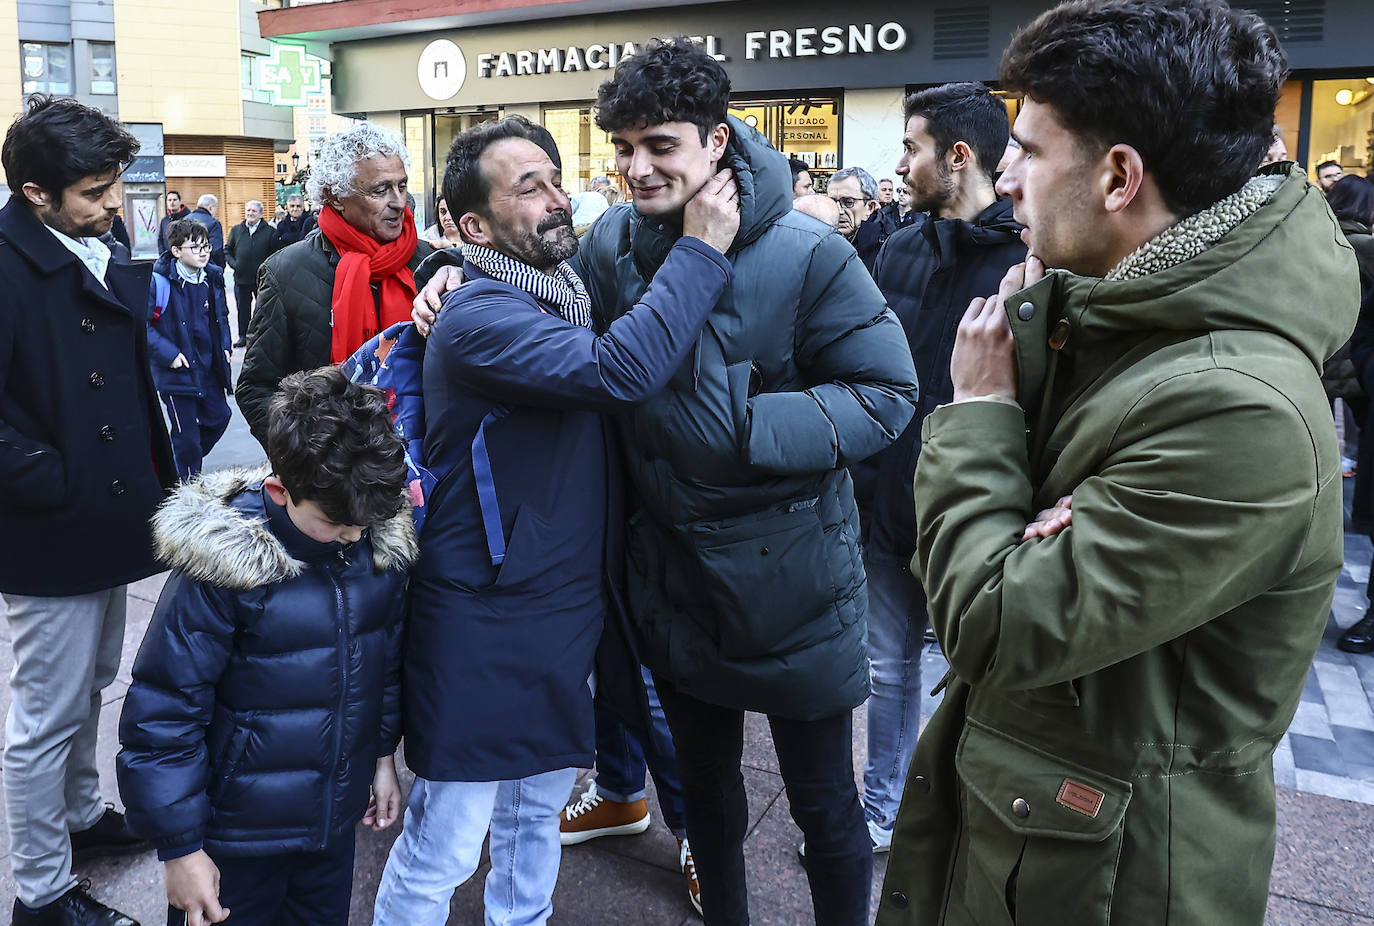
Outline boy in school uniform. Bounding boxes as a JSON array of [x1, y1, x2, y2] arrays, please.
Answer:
[[117, 366, 419, 926], [147, 217, 234, 479]]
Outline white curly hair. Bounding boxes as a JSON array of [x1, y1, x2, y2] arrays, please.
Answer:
[[306, 122, 409, 205]]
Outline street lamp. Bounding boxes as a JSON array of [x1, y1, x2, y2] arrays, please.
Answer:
[[291, 151, 300, 173]]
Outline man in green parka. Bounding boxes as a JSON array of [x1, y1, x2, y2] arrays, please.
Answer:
[[877, 1, 1360, 925]]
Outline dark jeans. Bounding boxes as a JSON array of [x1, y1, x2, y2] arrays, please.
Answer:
[[165, 832, 355, 926], [234, 281, 255, 343], [654, 675, 871, 926], [162, 390, 232, 480], [595, 667, 687, 835]]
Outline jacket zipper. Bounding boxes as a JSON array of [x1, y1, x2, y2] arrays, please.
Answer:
[[321, 555, 348, 849]]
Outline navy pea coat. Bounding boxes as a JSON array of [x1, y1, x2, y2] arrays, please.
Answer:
[[0, 199, 175, 596]]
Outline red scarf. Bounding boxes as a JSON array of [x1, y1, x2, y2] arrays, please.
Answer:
[[317, 204, 419, 363]]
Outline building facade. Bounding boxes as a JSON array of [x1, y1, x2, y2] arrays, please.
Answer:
[[0, 0, 296, 245], [258, 0, 1374, 228]]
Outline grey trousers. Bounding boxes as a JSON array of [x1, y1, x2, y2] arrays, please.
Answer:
[[2, 588, 126, 907]]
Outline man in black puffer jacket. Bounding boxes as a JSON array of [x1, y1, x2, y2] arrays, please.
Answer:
[[847, 83, 1026, 855], [117, 369, 418, 926], [581, 40, 917, 926]]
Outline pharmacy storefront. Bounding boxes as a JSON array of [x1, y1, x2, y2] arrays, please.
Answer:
[[264, 0, 1374, 229]]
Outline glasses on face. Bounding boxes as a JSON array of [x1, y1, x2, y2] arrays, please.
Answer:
[[830, 195, 869, 210], [180, 243, 211, 254]]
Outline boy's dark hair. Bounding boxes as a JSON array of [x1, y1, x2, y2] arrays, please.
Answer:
[[266, 367, 407, 527], [788, 157, 811, 184], [167, 189, 181, 199], [2, 94, 139, 195], [166, 217, 209, 250], [902, 82, 1010, 184], [1327, 174, 1374, 226], [999, 0, 1287, 217], [1317, 159, 1341, 174], [442, 117, 551, 240], [595, 37, 730, 144]]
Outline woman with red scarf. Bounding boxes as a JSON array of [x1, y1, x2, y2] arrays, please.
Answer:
[[236, 123, 433, 449]]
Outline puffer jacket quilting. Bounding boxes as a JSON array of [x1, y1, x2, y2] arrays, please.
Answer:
[[116, 466, 417, 857], [574, 115, 919, 720]]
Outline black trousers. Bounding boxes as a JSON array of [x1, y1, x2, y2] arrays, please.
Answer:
[[165, 833, 355, 926], [654, 675, 871, 926], [235, 281, 255, 343]]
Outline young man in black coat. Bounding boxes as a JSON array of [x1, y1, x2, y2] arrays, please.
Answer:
[[157, 189, 191, 255], [849, 81, 1025, 854], [0, 94, 176, 926]]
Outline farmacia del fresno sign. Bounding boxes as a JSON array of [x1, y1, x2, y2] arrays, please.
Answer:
[[414, 22, 911, 100], [476, 23, 907, 78]]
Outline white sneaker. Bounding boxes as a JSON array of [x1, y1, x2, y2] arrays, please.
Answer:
[[868, 818, 894, 853]]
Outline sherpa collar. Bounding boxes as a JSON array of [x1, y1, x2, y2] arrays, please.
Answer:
[[1106, 174, 1285, 282], [151, 465, 418, 591]]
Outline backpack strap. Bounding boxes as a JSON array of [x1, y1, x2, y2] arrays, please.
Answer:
[[150, 272, 171, 323], [471, 405, 511, 565]]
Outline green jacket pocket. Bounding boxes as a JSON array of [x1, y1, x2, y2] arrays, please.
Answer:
[[952, 719, 1132, 925]]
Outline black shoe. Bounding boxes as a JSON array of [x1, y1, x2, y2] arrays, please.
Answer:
[[232, 338, 247, 348], [1339, 610, 1374, 654], [12, 882, 139, 925], [69, 806, 149, 860]]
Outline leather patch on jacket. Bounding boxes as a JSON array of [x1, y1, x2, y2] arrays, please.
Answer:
[[1056, 779, 1105, 818]]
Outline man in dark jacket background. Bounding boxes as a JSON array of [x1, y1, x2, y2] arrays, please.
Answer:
[[269, 192, 316, 252], [224, 198, 274, 347], [156, 189, 190, 255], [0, 94, 176, 926], [849, 81, 1025, 855], [372, 117, 739, 926], [185, 193, 225, 269]]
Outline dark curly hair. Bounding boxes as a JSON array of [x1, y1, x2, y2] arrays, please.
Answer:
[[2, 94, 139, 195], [266, 366, 407, 527], [903, 82, 1009, 184], [1328, 175, 1374, 227], [595, 37, 730, 144], [1000, 0, 1287, 218]]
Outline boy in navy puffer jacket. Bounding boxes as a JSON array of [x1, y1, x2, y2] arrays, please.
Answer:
[[117, 367, 418, 926], [146, 218, 234, 480]]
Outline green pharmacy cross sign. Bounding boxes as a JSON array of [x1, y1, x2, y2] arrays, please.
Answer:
[[258, 44, 324, 107]]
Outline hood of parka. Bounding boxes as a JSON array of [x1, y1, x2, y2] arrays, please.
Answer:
[[631, 114, 793, 267], [1037, 163, 1359, 374]]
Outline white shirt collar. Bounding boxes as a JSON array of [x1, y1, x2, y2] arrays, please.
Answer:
[[174, 260, 206, 285], [45, 223, 111, 289]]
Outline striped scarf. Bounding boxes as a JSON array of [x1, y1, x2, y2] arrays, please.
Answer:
[[461, 243, 592, 328]]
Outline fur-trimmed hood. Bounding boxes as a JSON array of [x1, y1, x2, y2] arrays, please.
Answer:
[[152, 465, 419, 591]]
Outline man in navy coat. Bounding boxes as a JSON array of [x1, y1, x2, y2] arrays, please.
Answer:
[[0, 95, 176, 926], [371, 117, 739, 926]]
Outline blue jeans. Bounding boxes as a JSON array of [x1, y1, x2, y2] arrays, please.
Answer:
[[593, 668, 686, 837], [372, 768, 577, 926], [862, 552, 926, 830]]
